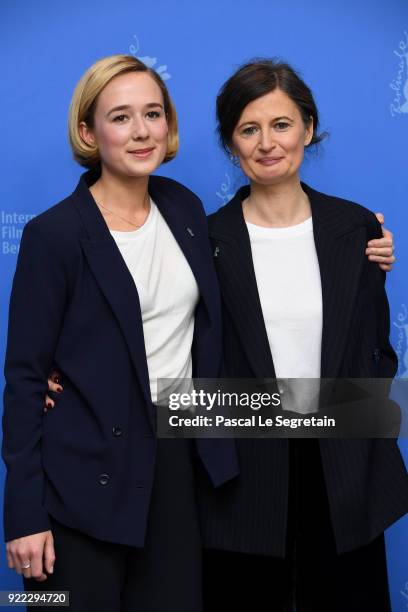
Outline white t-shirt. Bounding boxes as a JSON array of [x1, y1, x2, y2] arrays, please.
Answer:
[[110, 199, 199, 403], [246, 217, 322, 414]]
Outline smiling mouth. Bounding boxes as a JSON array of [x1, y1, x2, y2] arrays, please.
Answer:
[[128, 148, 155, 158], [257, 157, 284, 165]]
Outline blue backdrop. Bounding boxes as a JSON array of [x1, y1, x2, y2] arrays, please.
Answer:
[[1, 0, 408, 608]]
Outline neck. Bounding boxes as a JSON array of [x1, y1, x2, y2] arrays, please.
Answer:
[[90, 166, 149, 215], [244, 175, 311, 227]]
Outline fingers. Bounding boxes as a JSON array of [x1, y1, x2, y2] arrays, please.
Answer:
[[366, 238, 393, 250], [45, 370, 63, 412], [43, 532, 55, 576], [6, 532, 51, 582], [365, 241, 395, 259], [366, 253, 396, 266], [365, 218, 395, 272], [6, 548, 14, 569], [381, 227, 393, 240], [365, 226, 395, 264], [30, 549, 47, 581], [366, 246, 394, 258], [44, 394, 55, 412], [22, 560, 33, 580], [366, 240, 393, 251], [47, 379, 63, 397], [366, 248, 395, 262], [367, 228, 394, 249], [7, 546, 33, 579], [48, 380, 63, 394]]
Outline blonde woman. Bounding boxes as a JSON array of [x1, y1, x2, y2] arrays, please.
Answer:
[[2, 55, 238, 611]]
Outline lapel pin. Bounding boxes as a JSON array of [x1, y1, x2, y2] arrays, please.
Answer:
[[186, 227, 194, 237], [214, 246, 220, 258]]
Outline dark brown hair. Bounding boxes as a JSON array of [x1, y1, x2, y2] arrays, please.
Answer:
[[216, 58, 327, 155]]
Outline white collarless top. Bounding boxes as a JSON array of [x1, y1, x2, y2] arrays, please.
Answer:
[[246, 217, 323, 413], [110, 199, 199, 403]]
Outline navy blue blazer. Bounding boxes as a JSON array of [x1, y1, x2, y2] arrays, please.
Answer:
[[197, 183, 408, 556], [2, 170, 238, 544]]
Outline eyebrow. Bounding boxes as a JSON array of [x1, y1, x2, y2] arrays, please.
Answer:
[[238, 115, 293, 128], [107, 102, 164, 117]]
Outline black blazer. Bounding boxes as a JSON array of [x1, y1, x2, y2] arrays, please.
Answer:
[[2, 171, 238, 544], [196, 183, 408, 555]]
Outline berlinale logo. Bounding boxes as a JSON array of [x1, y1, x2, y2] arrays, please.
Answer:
[[390, 30, 408, 117], [216, 173, 234, 207], [129, 35, 171, 81], [394, 304, 408, 378]]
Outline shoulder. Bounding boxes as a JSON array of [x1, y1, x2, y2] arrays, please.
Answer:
[[150, 175, 209, 233], [27, 195, 80, 230], [150, 175, 204, 209], [305, 184, 383, 241], [207, 186, 248, 234], [21, 194, 83, 257]]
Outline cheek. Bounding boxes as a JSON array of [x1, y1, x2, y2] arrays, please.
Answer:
[[97, 126, 128, 153], [234, 141, 253, 165], [152, 120, 169, 144], [281, 133, 306, 162]]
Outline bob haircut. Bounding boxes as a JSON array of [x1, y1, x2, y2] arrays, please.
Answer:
[[69, 54, 178, 168], [216, 58, 327, 155]]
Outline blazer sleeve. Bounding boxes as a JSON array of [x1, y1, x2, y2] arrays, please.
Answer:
[[366, 215, 398, 379], [2, 220, 69, 542]]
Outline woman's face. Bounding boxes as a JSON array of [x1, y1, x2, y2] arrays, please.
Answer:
[[80, 71, 169, 178], [231, 88, 313, 186]]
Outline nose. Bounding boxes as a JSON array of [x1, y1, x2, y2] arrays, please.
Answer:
[[258, 129, 276, 152], [131, 115, 149, 140]]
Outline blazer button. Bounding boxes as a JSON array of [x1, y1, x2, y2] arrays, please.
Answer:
[[112, 427, 123, 437], [99, 474, 110, 486]]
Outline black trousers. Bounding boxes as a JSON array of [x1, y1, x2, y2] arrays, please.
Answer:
[[24, 439, 202, 612], [203, 439, 391, 612]]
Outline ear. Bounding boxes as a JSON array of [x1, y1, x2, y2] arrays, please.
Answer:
[[304, 116, 314, 146], [79, 121, 96, 147]]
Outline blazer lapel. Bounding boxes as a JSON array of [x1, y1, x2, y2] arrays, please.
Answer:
[[148, 177, 217, 326], [304, 184, 367, 378], [209, 188, 276, 379], [211, 183, 367, 381], [70, 171, 219, 426], [70, 172, 153, 423]]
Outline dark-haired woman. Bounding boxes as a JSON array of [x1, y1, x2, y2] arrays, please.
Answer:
[[198, 60, 408, 611]]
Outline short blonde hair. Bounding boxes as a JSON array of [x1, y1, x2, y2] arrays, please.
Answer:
[[68, 54, 178, 168]]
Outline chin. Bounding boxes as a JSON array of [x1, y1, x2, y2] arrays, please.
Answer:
[[124, 160, 161, 178], [253, 173, 285, 185], [254, 166, 297, 185]]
